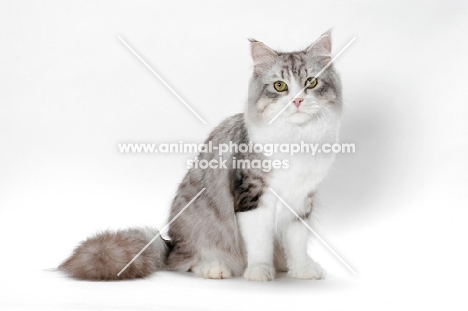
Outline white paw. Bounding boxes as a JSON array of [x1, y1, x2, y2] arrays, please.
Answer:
[[244, 264, 275, 282], [289, 261, 325, 280], [192, 261, 232, 279]]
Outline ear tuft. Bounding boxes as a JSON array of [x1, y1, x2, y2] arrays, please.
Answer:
[[250, 41, 277, 74]]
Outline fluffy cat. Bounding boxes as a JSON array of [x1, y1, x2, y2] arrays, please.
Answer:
[[59, 30, 342, 281]]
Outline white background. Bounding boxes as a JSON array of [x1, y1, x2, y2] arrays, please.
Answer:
[[1, 0, 467, 310]]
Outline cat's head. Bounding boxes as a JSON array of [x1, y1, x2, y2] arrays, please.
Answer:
[[246, 30, 342, 127]]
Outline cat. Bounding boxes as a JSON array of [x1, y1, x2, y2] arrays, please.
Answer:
[[59, 30, 342, 281]]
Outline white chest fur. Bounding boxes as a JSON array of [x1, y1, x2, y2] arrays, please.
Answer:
[[247, 119, 339, 219], [269, 152, 335, 219]]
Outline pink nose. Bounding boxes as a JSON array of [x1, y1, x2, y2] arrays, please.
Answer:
[[293, 98, 304, 107]]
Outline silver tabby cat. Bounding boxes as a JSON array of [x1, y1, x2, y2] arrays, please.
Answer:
[[59, 30, 342, 281]]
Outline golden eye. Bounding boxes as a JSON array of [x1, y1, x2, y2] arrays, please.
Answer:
[[273, 81, 288, 92], [305, 77, 318, 89]]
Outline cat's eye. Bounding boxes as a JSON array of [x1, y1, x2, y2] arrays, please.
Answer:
[[273, 81, 288, 92], [305, 77, 318, 89]]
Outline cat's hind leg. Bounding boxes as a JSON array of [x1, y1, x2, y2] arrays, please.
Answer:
[[191, 260, 232, 279], [189, 249, 245, 279]]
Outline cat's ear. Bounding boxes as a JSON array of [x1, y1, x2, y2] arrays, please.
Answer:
[[250, 39, 277, 74], [306, 29, 332, 59]]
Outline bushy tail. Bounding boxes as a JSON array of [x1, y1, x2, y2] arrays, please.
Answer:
[[59, 227, 169, 280]]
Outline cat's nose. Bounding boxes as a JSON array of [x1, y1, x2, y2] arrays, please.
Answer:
[[292, 98, 304, 107]]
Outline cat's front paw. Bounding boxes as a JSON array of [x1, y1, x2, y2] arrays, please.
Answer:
[[289, 261, 325, 280], [191, 261, 232, 279], [244, 264, 275, 282]]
